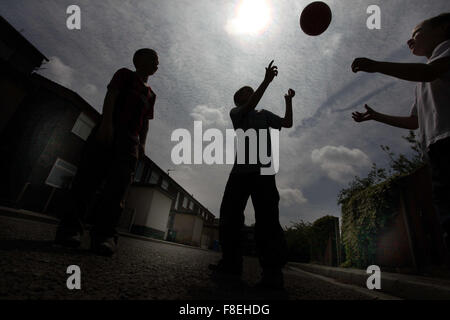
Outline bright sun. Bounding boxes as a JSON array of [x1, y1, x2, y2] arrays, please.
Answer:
[[226, 0, 272, 35]]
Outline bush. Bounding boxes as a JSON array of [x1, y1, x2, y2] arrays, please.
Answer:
[[285, 221, 312, 262], [285, 216, 339, 264], [340, 176, 400, 268]]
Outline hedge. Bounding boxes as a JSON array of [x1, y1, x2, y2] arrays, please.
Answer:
[[340, 176, 402, 268]]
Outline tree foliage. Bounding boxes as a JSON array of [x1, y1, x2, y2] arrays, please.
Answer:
[[284, 220, 312, 262], [337, 130, 424, 205], [338, 130, 425, 268]]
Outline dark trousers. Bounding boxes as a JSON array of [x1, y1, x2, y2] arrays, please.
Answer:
[[428, 137, 450, 241], [219, 172, 288, 272], [59, 133, 137, 238]]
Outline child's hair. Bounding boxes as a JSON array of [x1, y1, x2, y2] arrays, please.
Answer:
[[424, 13, 450, 39], [133, 48, 158, 68], [234, 86, 254, 107]]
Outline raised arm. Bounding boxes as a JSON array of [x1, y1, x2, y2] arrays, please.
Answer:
[[352, 104, 419, 130], [351, 57, 450, 82], [241, 60, 278, 115], [281, 89, 295, 128]]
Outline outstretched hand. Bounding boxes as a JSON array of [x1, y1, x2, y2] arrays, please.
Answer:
[[285, 88, 295, 100], [352, 104, 377, 122], [264, 60, 278, 83], [351, 58, 379, 73]]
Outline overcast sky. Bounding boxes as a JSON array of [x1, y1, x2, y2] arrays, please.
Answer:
[[1, 0, 449, 228]]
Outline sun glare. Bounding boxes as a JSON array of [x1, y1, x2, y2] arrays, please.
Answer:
[[226, 0, 272, 35]]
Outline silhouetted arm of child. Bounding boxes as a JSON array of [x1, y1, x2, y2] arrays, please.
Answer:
[[96, 89, 119, 146], [281, 89, 295, 128], [351, 56, 450, 82], [242, 60, 278, 115], [352, 104, 418, 130], [139, 120, 149, 159]]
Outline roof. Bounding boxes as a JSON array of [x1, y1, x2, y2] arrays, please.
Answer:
[[0, 16, 49, 63], [140, 156, 215, 217], [130, 182, 175, 200], [30, 73, 101, 122]]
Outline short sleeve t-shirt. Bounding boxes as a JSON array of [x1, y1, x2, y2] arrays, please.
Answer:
[[229, 107, 282, 174], [410, 40, 450, 153], [107, 68, 156, 142]]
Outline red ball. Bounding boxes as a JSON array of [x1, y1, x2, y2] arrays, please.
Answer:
[[300, 1, 332, 36]]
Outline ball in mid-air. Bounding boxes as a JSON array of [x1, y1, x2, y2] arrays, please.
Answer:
[[300, 1, 332, 36]]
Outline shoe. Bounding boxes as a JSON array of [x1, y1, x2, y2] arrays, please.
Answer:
[[54, 229, 82, 248], [91, 236, 118, 256], [209, 259, 242, 277]]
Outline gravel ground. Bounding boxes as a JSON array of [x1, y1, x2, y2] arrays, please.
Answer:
[[0, 215, 373, 300]]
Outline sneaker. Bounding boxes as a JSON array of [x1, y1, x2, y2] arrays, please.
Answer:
[[54, 229, 82, 248], [91, 236, 118, 256]]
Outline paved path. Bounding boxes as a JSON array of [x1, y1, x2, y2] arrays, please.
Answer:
[[0, 215, 385, 300]]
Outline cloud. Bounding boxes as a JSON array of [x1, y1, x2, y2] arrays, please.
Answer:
[[44, 56, 74, 87], [323, 33, 343, 57], [39, 56, 101, 107], [311, 145, 371, 183], [190, 105, 228, 127], [79, 83, 99, 102], [279, 187, 308, 206], [81, 83, 98, 96]]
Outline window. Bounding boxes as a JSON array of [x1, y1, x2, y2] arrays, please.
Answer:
[[174, 192, 180, 209], [182, 196, 188, 208], [148, 171, 160, 184], [189, 201, 194, 210], [161, 179, 169, 190], [72, 112, 96, 141], [134, 161, 145, 182], [45, 158, 77, 189]]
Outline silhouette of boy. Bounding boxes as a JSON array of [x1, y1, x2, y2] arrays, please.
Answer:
[[351, 13, 450, 254], [210, 60, 295, 290], [55, 48, 159, 256]]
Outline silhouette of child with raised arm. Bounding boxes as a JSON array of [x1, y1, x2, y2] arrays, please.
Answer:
[[210, 60, 295, 290], [351, 13, 450, 255]]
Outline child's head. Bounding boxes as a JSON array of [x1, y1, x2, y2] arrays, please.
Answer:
[[234, 86, 254, 107], [133, 48, 159, 76], [408, 13, 450, 58]]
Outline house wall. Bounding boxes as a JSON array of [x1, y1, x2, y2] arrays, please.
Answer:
[[375, 202, 413, 269], [125, 186, 152, 226], [191, 215, 204, 247], [0, 75, 28, 135], [147, 189, 172, 239], [374, 166, 447, 271], [0, 81, 94, 214], [172, 214, 194, 244], [201, 225, 220, 250], [126, 185, 172, 240], [173, 213, 206, 245]]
